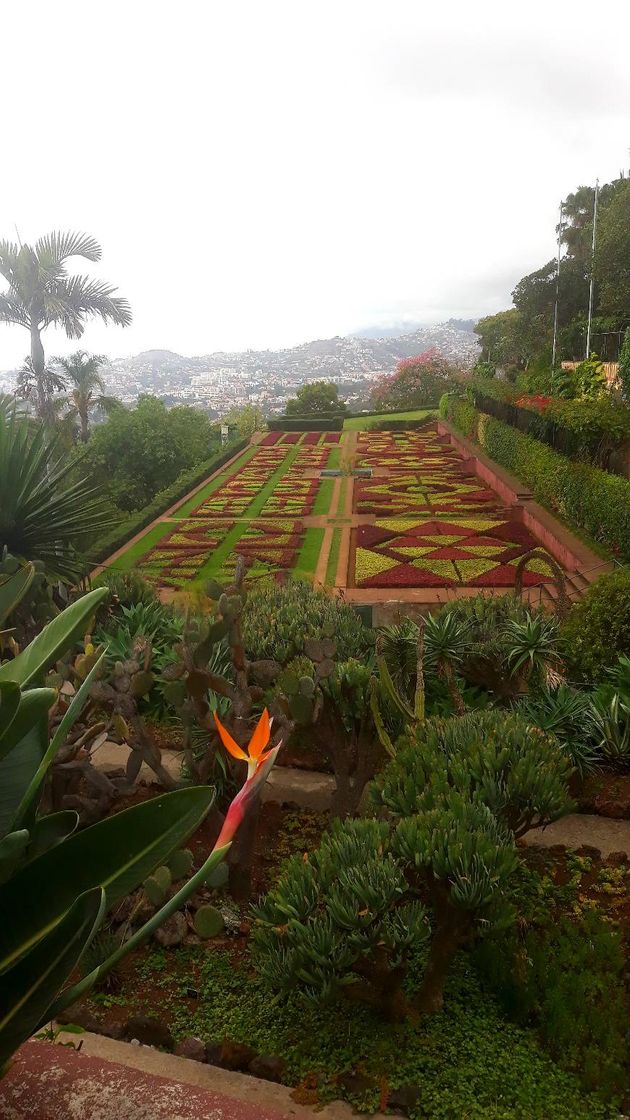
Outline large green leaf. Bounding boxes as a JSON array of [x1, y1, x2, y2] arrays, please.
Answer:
[[0, 830, 30, 886], [0, 786, 215, 973], [0, 588, 108, 687], [10, 651, 106, 829], [0, 682, 21, 752], [51, 843, 228, 1015], [0, 688, 55, 767], [0, 694, 51, 837], [26, 811, 78, 861], [0, 564, 35, 626], [0, 886, 105, 1068]]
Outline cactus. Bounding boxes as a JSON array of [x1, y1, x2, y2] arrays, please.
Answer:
[[168, 848, 194, 879], [144, 875, 168, 908], [204, 861, 229, 890], [194, 904, 225, 938]]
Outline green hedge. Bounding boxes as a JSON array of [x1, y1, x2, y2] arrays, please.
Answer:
[[442, 394, 630, 560], [268, 416, 344, 431], [90, 438, 248, 563], [469, 378, 630, 471]]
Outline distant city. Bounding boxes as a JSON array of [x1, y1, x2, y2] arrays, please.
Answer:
[[0, 319, 479, 417]]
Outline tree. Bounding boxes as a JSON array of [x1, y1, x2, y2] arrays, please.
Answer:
[[284, 381, 346, 417], [15, 356, 67, 425], [475, 310, 529, 372], [0, 407, 109, 582], [55, 351, 117, 442], [81, 396, 220, 511], [0, 231, 131, 403], [371, 349, 461, 411], [223, 402, 265, 438], [595, 180, 630, 319]]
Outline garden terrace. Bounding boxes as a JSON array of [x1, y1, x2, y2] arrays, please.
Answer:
[[100, 421, 608, 616]]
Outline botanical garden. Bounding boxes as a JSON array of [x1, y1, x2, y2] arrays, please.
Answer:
[[1, 210, 630, 1120]]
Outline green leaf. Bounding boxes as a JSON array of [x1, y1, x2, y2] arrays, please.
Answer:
[[11, 651, 106, 828], [0, 786, 215, 973], [51, 843, 228, 1015], [0, 689, 56, 767], [0, 830, 30, 885], [0, 693, 52, 837], [0, 887, 105, 1068], [0, 682, 21, 753], [0, 588, 108, 687], [0, 564, 35, 626], [26, 811, 78, 862]]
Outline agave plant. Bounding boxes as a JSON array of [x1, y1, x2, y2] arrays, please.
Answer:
[[0, 409, 110, 583], [517, 685, 599, 776], [424, 612, 470, 715], [503, 612, 562, 685]]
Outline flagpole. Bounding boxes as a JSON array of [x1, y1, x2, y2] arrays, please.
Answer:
[[551, 201, 563, 383], [585, 179, 599, 360]]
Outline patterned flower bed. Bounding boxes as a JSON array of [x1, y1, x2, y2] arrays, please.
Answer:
[[355, 473, 499, 516], [354, 516, 557, 588], [355, 428, 451, 469]]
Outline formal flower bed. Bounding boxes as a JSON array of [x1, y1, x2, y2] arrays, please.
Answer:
[[354, 516, 558, 588]]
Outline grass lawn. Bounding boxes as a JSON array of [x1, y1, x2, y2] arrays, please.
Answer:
[[343, 409, 436, 431], [325, 528, 342, 585], [294, 527, 324, 579], [313, 478, 334, 515]]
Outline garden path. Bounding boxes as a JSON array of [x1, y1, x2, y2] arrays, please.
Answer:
[[522, 813, 630, 858]]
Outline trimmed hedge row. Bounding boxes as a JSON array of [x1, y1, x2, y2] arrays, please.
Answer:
[[469, 378, 630, 472], [90, 438, 248, 564], [441, 394, 630, 560], [268, 416, 344, 431]]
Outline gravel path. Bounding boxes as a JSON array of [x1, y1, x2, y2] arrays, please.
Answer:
[[523, 813, 630, 857]]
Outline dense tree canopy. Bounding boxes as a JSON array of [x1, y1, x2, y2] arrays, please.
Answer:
[[476, 175, 630, 373], [222, 402, 265, 438], [371, 349, 461, 410], [79, 396, 220, 511], [284, 381, 346, 417]]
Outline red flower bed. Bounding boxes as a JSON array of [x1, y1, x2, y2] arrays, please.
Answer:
[[259, 432, 282, 446], [514, 394, 552, 411]]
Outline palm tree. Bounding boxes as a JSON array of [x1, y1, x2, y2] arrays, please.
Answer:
[[55, 350, 118, 442], [15, 355, 68, 425], [0, 231, 131, 412], [0, 407, 111, 582]]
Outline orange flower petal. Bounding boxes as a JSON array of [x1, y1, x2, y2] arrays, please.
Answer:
[[213, 711, 248, 762], [248, 708, 271, 760]]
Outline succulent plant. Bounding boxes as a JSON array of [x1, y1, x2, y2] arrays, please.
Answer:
[[194, 904, 225, 939]]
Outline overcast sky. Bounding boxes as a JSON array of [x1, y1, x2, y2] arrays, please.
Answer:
[[1, 0, 629, 368]]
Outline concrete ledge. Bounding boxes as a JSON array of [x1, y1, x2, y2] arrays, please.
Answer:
[[0, 1036, 368, 1119], [263, 766, 335, 811]]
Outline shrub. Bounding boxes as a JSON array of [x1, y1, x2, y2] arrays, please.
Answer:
[[561, 569, 630, 681], [242, 581, 373, 664], [470, 382, 630, 470], [443, 395, 630, 559], [92, 569, 158, 609], [254, 710, 572, 1018], [474, 880, 628, 1103]]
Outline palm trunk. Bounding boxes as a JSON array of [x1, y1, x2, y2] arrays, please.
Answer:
[[30, 322, 47, 421], [80, 406, 89, 443]]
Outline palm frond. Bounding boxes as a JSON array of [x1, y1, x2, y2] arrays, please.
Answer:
[[0, 410, 112, 582], [44, 276, 132, 336], [34, 231, 102, 267], [0, 292, 29, 328]]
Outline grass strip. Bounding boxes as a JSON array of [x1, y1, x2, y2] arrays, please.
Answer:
[[105, 445, 257, 570], [325, 529, 341, 586], [294, 527, 324, 579], [194, 442, 305, 580], [313, 478, 334, 515]]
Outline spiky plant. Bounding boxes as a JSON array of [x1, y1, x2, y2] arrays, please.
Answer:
[[423, 612, 469, 714], [517, 685, 599, 777], [0, 409, 110, 582], [504, 612, 562, 685]]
